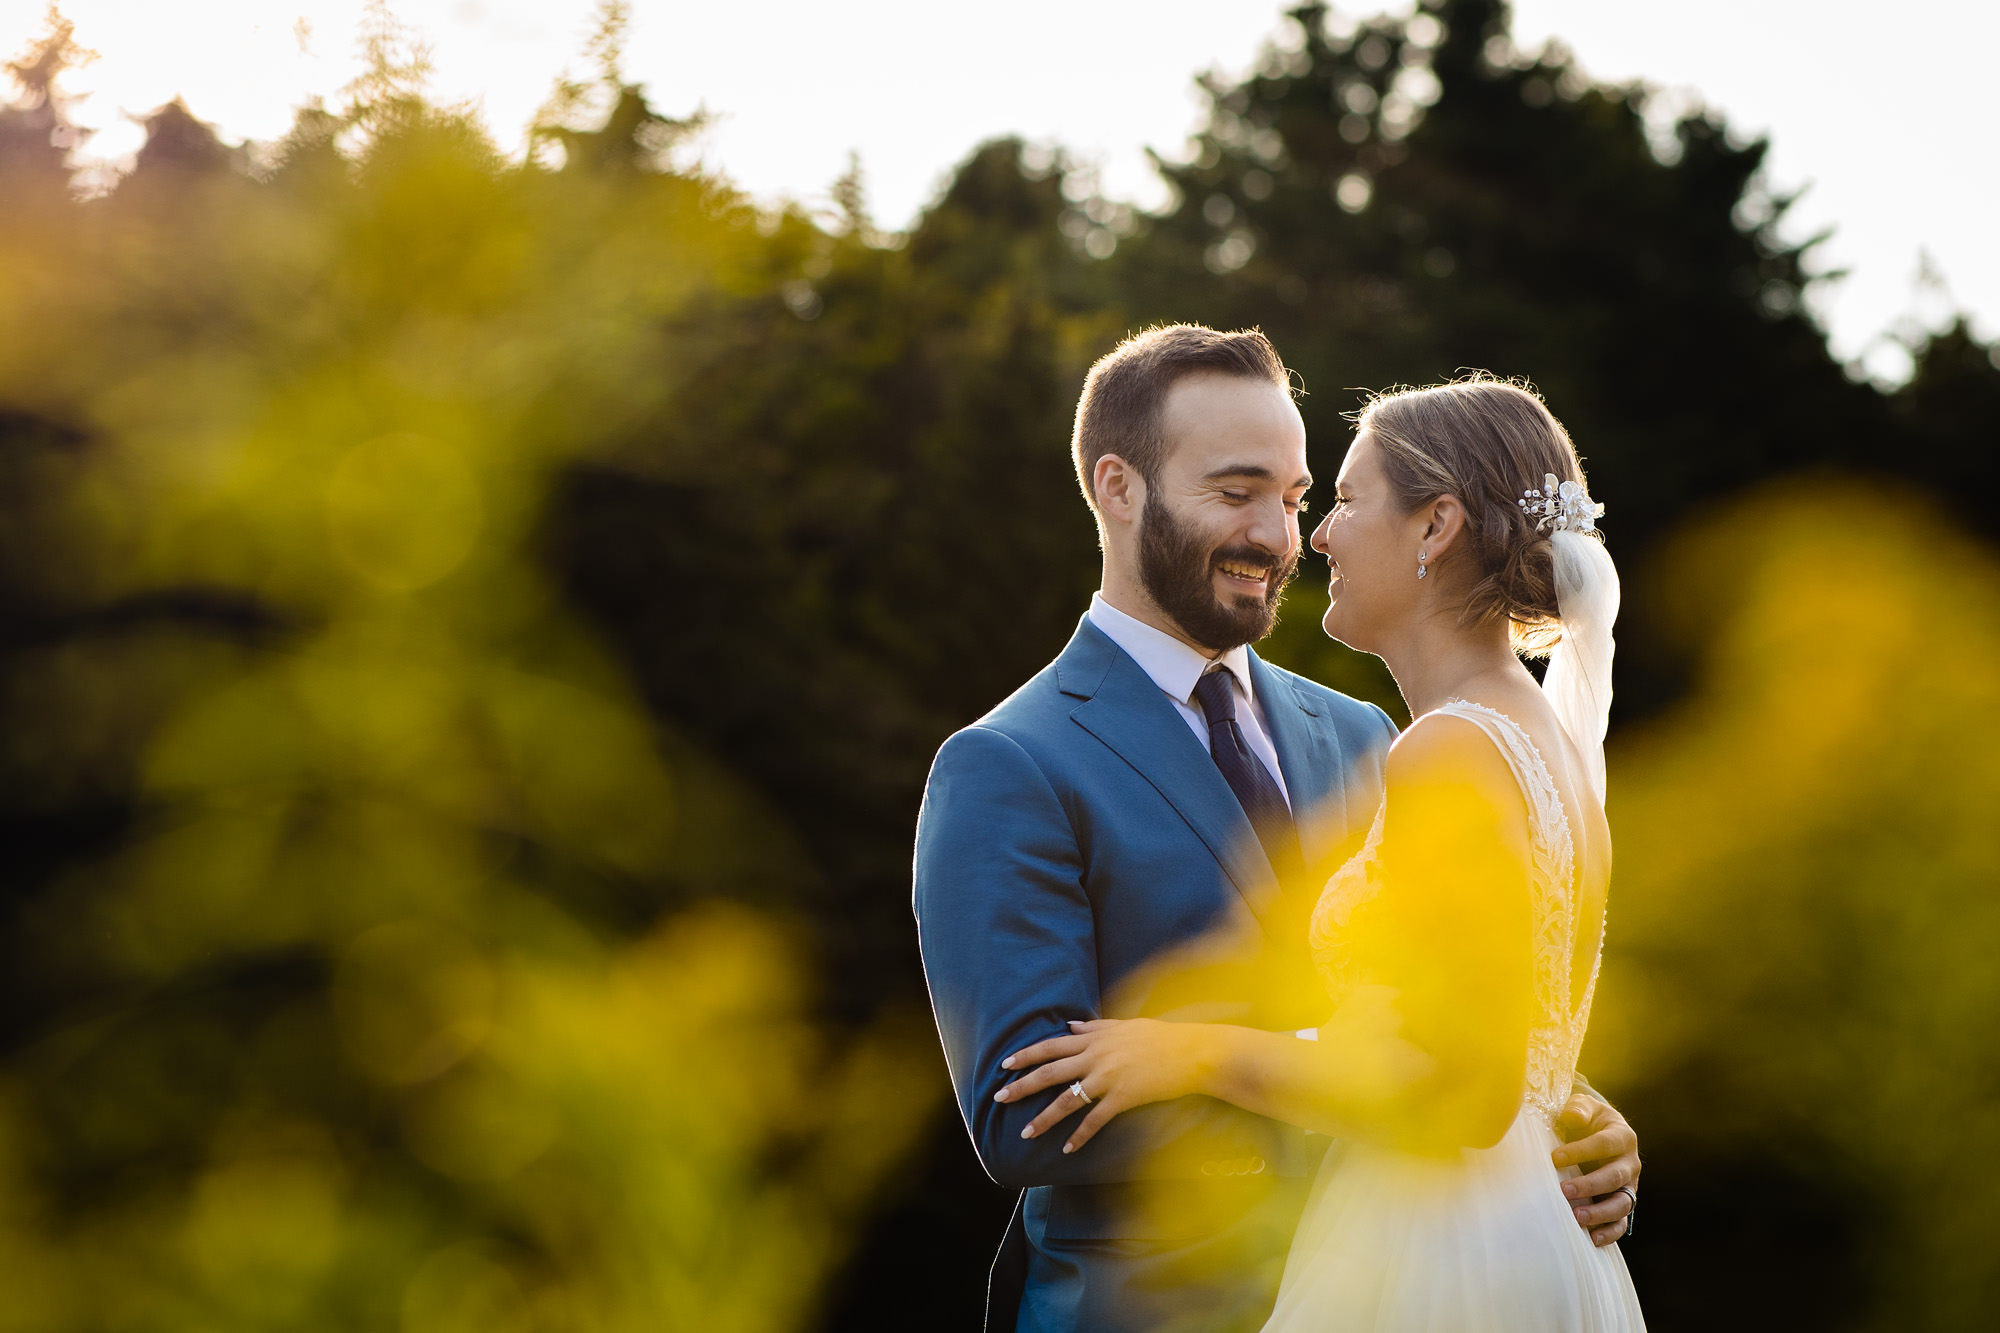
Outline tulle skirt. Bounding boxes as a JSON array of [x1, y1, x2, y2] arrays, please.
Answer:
[[1262, 1106, 1644, 1332]]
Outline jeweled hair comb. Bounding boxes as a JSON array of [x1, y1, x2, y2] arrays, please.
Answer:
[[1518, 473, 1604, 535]]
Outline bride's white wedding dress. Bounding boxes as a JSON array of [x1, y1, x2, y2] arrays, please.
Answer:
[[1263, 699, 1645, 1332]]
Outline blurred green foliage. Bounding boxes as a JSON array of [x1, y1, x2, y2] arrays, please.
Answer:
[[0, 9, 938, 1330], [2, 0, 1998, 1328], [1600, 488, 2000, 1328]]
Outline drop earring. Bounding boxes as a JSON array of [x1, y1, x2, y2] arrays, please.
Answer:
[[1417, 551, 1429, 580]]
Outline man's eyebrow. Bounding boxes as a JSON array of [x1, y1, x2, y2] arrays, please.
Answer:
[[1202, 465, 1315, 489]]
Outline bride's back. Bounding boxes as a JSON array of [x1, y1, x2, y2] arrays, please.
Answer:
[[1444, 682, 1611, 1007], [1277, 691, 1639, 1329]]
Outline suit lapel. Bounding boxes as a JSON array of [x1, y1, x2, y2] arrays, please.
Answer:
[[1057, 620, 1281, 924], [1247, 650, 1349, 871]]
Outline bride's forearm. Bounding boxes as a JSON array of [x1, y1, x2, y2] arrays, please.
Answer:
[[1191, 1024, 1394, 1140], [1196, 1013, 1530, 1152], [999, 1010, 1513, 1156]]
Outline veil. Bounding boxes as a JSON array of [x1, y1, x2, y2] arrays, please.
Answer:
[[1541, 530, 1620, 803]]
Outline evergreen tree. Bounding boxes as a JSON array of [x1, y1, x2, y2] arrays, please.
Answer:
[[1893, 318, 2000, 528], [1121, 0, 1905, 715]]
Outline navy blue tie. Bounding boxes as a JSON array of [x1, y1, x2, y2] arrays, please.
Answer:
[[1192, 668, 1300, 873]]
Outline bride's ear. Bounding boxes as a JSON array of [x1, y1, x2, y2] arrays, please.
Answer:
[[1423, 495, 1468, 559]]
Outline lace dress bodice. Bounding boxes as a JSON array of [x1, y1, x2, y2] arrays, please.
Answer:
[[1308, 700, 1604, 1124]]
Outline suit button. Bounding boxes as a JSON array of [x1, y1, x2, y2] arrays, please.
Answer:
[[1249, 1156, 1267, 1174], [1200, 1161, 1222, 1176]]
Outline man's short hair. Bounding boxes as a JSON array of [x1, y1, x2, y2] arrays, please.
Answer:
[[1071, 324, 1293, 512]]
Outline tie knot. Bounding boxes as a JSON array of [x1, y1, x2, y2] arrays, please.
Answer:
[[1192, 666, 1238, 727]]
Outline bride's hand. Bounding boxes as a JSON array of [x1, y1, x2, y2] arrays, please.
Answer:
[[993, 1018, 1210, 1154]]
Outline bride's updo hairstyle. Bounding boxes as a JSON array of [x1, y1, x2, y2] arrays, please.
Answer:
[[1356, 374, 1590, 653]]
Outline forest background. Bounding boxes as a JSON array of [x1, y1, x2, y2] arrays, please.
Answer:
[[3, 0, 1999, 1329]]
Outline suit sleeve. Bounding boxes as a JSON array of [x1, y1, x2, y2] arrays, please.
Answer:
[[914, 724, 1291, 1189]]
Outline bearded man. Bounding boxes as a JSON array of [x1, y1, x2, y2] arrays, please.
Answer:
[[912, 325, 1637, 1332]]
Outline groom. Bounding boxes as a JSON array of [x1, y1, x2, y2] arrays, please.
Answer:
[[913, 325, 1637, 1332]]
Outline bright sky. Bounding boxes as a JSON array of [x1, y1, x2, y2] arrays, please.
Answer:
[[4, 0, 1992, 383]]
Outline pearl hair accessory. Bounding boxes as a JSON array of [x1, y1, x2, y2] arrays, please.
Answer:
[[1519, 473, 1605, 536]]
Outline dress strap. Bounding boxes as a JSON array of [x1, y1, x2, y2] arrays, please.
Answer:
[[1430, 699, 1568, 859], [1433, 700, 1591, 1124]]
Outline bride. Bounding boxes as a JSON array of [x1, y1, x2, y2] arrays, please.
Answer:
[[996, 377, 1644, 1330]]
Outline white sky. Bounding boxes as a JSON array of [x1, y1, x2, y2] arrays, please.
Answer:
[[4, 0, 1992, 383]]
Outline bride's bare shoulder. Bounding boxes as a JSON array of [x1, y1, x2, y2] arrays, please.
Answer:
[[1385, 710, 1515, 795], [1381, 710, 1535, 862]]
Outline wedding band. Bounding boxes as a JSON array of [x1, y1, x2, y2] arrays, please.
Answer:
[[1067, 1080, 1093, 1105], [1616, 1186, 1637, 1237]]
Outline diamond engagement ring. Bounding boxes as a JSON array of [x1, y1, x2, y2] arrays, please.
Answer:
[[1067, 1080, 1093, 1105]]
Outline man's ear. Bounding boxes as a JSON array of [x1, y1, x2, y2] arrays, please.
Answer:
[[1423, 494, 1468, 558], [1094, 454, 1145, 527]]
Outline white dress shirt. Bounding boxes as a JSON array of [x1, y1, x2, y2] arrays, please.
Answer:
[[1087, 592, 1292, 808]]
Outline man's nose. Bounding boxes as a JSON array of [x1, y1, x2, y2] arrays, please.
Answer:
[[1247, 497, 1296, 554]]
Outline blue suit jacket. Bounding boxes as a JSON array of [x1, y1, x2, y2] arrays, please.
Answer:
[[914, 616, 1397, 1332]]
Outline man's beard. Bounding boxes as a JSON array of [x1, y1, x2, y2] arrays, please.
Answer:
[[1138, 489, 1297, 651]]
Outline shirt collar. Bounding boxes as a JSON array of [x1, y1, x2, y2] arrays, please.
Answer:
[[1088, 592, 1255, 709]]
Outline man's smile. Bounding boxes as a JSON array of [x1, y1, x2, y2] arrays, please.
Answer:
[[1215, 557, 1272, 589]]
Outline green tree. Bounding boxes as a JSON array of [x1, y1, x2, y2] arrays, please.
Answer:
[[0, 29, 935, 1333], [1121, 0, 1899, 717], [0, 6, 88, 203], [546, 138, 1123, 1016], [1893, 317, 2000, 520]]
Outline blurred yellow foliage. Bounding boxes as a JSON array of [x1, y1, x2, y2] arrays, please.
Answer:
[[0, 904, 935, 1330], [0, 60, 934, 1333], [1596, 485, 2000, 1320]]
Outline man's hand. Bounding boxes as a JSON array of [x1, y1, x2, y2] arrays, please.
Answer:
[[1552, 1092, 1638, 1246]]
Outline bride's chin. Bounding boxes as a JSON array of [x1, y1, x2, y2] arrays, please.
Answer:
[[1321, 608, 1366, 651]]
